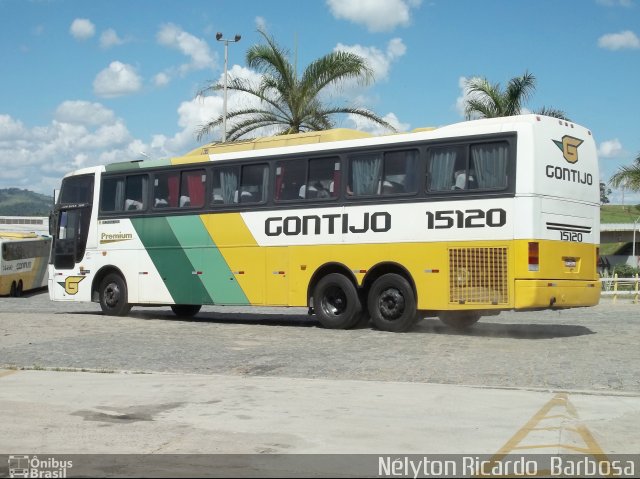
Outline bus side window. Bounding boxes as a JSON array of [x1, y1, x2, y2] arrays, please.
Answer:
[[470, 142, 509, 189], [211, 166, 239, 205], [240, 164, 268, 203], [427, 146, 463, 192], [124, 175, 148, 211], [307, 157, 339, 199], [101, 178, 124, 212]]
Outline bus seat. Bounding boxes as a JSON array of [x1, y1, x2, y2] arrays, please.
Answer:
[[125, 199, 143, 210], [179, 195, 191, 207]]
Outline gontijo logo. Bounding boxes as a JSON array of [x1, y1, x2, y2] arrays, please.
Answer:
[[57, 276, 85, 295], [553, 135, 584, 164]]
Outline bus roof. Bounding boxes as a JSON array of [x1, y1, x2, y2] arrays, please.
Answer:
[[99, 114, 590, 174]]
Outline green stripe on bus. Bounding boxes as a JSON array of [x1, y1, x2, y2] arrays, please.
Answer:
[[167, 216, 249, 305], [104, 159, 172, 172], [131, 217, 212, 305]]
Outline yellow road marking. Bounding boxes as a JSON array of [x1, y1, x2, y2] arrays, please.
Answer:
[[475, 393, 611, 477]]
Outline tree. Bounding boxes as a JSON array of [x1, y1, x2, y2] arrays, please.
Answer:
[[600, 181, 611, 204], [609, 153, 640, 192], [463, 71, 569, 121], [196, 29, 395, 141]]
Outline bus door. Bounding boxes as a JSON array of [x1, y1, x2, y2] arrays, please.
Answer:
[[51, 174, 94, 270], [52, 206, 91, 270]]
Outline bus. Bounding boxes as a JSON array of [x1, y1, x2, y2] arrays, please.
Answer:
[[1, 232, 51, 297], [48, 115, 600, 332]]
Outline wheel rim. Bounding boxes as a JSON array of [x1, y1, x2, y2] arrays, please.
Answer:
[[321, 285, 347, 316], [378, 287, 405, 321], [104, 282, 121, 309]]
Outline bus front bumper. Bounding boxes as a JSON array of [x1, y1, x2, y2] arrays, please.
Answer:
[[514, 279, 601, 309]]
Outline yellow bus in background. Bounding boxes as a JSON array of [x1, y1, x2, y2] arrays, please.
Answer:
[[1, 232, 51, 297]]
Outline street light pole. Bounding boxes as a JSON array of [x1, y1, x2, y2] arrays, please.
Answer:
[[216, 32, 241, 143]]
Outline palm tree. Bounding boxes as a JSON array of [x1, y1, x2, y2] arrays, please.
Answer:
[[610, 153, 640, 191], [464, 71, 569, 121], [196, 29, 395, 141]]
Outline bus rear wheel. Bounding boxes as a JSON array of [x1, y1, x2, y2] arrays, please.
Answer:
[[171, 305, 202, 318], [439, 311, 480, 330], [10, 281, 17, 297], [17, 280, 23, 297], [313, 273, 361, 329], [368, 274, 417, 332], [99, 273, 132, 316]]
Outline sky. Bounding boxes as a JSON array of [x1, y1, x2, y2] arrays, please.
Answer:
[[1, 0, 639, 203]]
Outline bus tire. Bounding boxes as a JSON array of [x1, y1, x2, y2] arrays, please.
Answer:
[[99, 273, 132, 316], [10, 281, 17, 297], [313, 273, 361, 329], [171, 305, 202, 318], [17, 280, 23, 297], [368, 273, 417, 332], [439, 311, 480, 330]]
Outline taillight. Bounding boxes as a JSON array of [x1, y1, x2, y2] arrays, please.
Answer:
[[528, 242, 539, 272]]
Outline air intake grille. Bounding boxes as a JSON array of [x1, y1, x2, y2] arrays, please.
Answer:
[[449, 247, 509, 304]]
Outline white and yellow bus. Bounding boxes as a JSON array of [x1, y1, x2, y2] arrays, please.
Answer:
[[1, 232, 51, 297], [48, 115, 600, 331]]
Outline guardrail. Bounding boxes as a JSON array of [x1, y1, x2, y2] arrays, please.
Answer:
[[600, 274, 639, 303]]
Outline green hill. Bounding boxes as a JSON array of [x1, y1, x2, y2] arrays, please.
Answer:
[[601, 204, 640, 223], [0, 188, 53, 216]]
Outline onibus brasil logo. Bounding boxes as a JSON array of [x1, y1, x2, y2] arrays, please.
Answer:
[[553, 135, 584, 164], [8, 455, 73, 478]]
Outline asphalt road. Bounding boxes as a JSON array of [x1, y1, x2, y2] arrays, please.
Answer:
[[1, 291, 639, 392], [1, 292, 639, 476]]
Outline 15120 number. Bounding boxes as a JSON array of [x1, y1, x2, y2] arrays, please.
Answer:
[[425, 208, 507, 229]]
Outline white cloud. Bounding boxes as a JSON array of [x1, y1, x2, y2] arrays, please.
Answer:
[[598, 139, 624, 158], [154, 72, 171, 87], [326, 0, 422, 32], [598, 30, 640, 50], [0, 115, 28, 140], [347, 111, 409, 134], [596, 0, 634, 6], [335, 38, 407, 83], [100, 28, 126, 49], [69, 18, 95, 40], [455, 76, 481, 118], [156, 23, 216, 76], [93, 61, 143, 98], [255, 16, 268, 31], [54, 101, 116, 126]]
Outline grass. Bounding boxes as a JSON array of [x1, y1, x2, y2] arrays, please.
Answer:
[[601, 204, 640, 223]]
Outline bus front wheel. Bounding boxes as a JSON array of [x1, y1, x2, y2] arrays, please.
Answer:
[[99, 273, 132, 316], [171, 305, 202, 318], [313, 273, 362, 329], [368, 274, 417, 332]]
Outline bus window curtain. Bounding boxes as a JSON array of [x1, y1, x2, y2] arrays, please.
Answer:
[[429, 150, 457, 190], [186, 173, 205, 207], [219, 168, 238, 204], [352, 155, 382, 195], [260, 165, 269, 202], [403, 151, 418, 192], [168, 175, 179, 207], [275, 166, 284, 200], [471, 143, 508, 188]]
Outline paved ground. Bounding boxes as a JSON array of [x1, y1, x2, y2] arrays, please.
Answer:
[[0, 292, 639, 476]]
